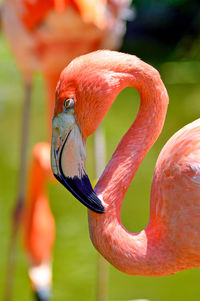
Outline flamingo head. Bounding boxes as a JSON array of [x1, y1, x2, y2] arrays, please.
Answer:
[[51, 51, 125, 213], [51, 51, 131, 213], [34, 287, 51, 301], [29, 262, 52, 301], [51, 93, 105, 213]]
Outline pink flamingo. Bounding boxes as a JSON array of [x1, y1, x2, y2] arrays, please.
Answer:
[[2, 1, 131, 300], [51, 50, 200, 276]]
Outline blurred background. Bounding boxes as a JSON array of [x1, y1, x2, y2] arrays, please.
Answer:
[[0, 0, 200, 300]]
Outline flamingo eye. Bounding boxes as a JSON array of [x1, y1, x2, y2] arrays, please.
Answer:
[[63, 98, 74, 110]]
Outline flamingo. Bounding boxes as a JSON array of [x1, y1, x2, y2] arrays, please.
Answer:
[[51, 50, 200, 276], [2, 1, 131, 300]]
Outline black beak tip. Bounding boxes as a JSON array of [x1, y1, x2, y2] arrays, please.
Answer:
[[87, 191, 105, 213], [53, 173, 105, 214], [34, 287, 51, 301], [94, 206, 104, 214]]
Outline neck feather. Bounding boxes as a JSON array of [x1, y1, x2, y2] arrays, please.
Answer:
[[88, 57, 172, 275], [96, 58, 169, 218]]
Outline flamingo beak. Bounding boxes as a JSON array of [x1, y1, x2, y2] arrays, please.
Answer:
[[33, 287, 51, 301], [51, 112, 104, 213], [29, 262, 52, 301]]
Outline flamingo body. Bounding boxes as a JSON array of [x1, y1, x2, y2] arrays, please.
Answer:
[[90, 119, 200, 276], [2, 0, 130, 78], [51, 50, 200, 276], [24, 143, 54, 265]]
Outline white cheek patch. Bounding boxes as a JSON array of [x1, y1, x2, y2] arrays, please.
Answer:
[[61, 124, 86, 179]]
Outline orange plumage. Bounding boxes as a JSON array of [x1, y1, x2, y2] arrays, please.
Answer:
[[23, 143, 54, 265], [52, 50, 200, 276]]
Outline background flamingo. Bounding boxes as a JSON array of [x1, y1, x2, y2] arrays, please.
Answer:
[[51, 50, 200, 276], [2, 1, 131, 300]]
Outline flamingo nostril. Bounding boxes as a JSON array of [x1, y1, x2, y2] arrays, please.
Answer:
[[54, 127, 59, 134], [56, 137, 61, 157]]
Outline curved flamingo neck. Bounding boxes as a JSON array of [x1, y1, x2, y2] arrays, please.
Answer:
[[96, 60, 169, 218], [88, 57, 171, 276]]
